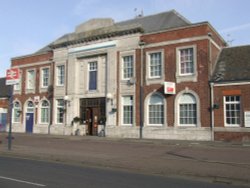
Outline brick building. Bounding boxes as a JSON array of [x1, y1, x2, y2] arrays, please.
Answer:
[[11, 10, 246, 141], [211, 45, 250, 141], [0, 77, 10, 132], [11, 49, 53, 133]]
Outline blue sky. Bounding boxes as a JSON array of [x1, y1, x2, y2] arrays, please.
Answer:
[[1, 0, 250, 77]]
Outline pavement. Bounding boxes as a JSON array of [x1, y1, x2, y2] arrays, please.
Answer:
[[1, 133, 250, 187]]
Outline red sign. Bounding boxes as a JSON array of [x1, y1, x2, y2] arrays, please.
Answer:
[[164, 82, 176, 95], [6, 68, 20, 85]]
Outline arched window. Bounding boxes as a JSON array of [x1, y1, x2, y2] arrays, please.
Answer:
[[40, 100, 50, 124], [148, 94, 164, 125], [13, 101, 21, 123], [179, 93, 197, 126], [26, 101, 34, 113]]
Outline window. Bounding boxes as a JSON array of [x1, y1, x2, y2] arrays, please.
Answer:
[[149, 52, 162, 78], [57, 65, 65, 86], [122, 96, 133, 125], [12, 101, 21, 123], [88, 61, 97, 91], [27, 70, 35, 89], [40, 100, 49, 124], [14, 82, 21, 91], [224, 96, 241, 126], [26, 101, 34, 113], [56, 99, 64, 124], [122, 55, 133, 79], [179, 48, 194, 75], [41, 68, 49, 87], [179, 94, 197, 126], [148, 94, 164, 125]]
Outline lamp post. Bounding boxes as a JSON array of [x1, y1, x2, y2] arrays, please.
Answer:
[[139, 40, 146, 139]]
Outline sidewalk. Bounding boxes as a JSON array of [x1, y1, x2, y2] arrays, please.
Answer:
[[1, 133, 250, 186]]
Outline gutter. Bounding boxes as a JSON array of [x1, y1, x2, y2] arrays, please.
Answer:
[[210, 82, 215, 141]]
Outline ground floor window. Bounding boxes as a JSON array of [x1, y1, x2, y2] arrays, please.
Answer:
[[224, 96, 241, 126], [40, 100, 50, 124], [122, 96, 133, 125], [13, 101, 21, 123], [148, 94, 164, 125], [179, 93, 197, 126], [56, 99, 64, 124]]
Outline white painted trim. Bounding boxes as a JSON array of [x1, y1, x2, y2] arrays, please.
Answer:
[[214, 82, 250, 87], [69, 40, 117, 54], [12, 60, 52, 69], [144, 36, 221, 50]]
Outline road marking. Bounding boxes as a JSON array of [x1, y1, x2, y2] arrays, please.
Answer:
[[0, 176, 46, 187]]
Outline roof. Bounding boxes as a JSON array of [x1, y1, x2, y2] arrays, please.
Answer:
[[0, 78, 11, 98], [116, 10, 190, 33], [211, 45, 250, 83], [50, 10, 190, 48]]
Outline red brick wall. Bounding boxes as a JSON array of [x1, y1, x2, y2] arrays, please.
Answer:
[[134, 25, 224, 128], [0, 98, 9, 108], [12, 52, 53, 67], [11, 52, 53, 124], [215, 132, 250, 142], [213, 84, 250, 127]]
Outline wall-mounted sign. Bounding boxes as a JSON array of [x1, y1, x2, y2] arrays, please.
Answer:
[[6, 68, 20, 85], [244, 111, 250, 128], [164, 82, 176, 95]]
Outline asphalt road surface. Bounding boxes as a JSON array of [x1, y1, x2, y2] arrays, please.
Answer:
[[0, 156, 247, 188]]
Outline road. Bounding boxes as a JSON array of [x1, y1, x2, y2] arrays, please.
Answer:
[[0, 156, 247, 188]]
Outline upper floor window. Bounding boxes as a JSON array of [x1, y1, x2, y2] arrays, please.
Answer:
[[148, 94, 164, 125], [122, 55, 134, 79], [27, 70, 35, 89], [179, 93, 197, 126], [179, 48, 194, 75], [12, 101, 21, 123], [224, 96, 241, 126], [88, 61, 97, 91], [41, 68, 49, 88], [122, 96, 133, 125], [56, 65, 65, 86], [14, 81, 21, 91], [149, 52, 162, 78]]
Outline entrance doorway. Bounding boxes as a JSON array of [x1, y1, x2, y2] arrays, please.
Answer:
[[25, 101, 35, 133], [80, 98, 105, 136], [86, 108, 99, 136], [25, 113, 34, 133]]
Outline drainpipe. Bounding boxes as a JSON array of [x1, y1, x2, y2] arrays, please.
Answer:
[[139, 41, 146, 139], [210, 82, 214, 141]]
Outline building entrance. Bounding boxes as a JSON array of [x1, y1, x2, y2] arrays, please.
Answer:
[[80, 98, 105, 136]]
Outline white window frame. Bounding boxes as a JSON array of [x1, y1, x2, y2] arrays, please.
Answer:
[[145, 49, 164, 85], [121, 96, 134, 126], [146, 93, 165, 126], [39, 100, 50, 124], [178, 93, 197, 127], [176, 45, 197, 83], [41, 67, 50, 88], [88, 61, 98, 91], [148, 51, 163, 79], [121, 55, 134, 80], [56, 65, 65, 86], [26, 69, 35, 90], [224, 96, 241, 127], [56, 99, 64, 124], [12, 101, 21, 123]]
